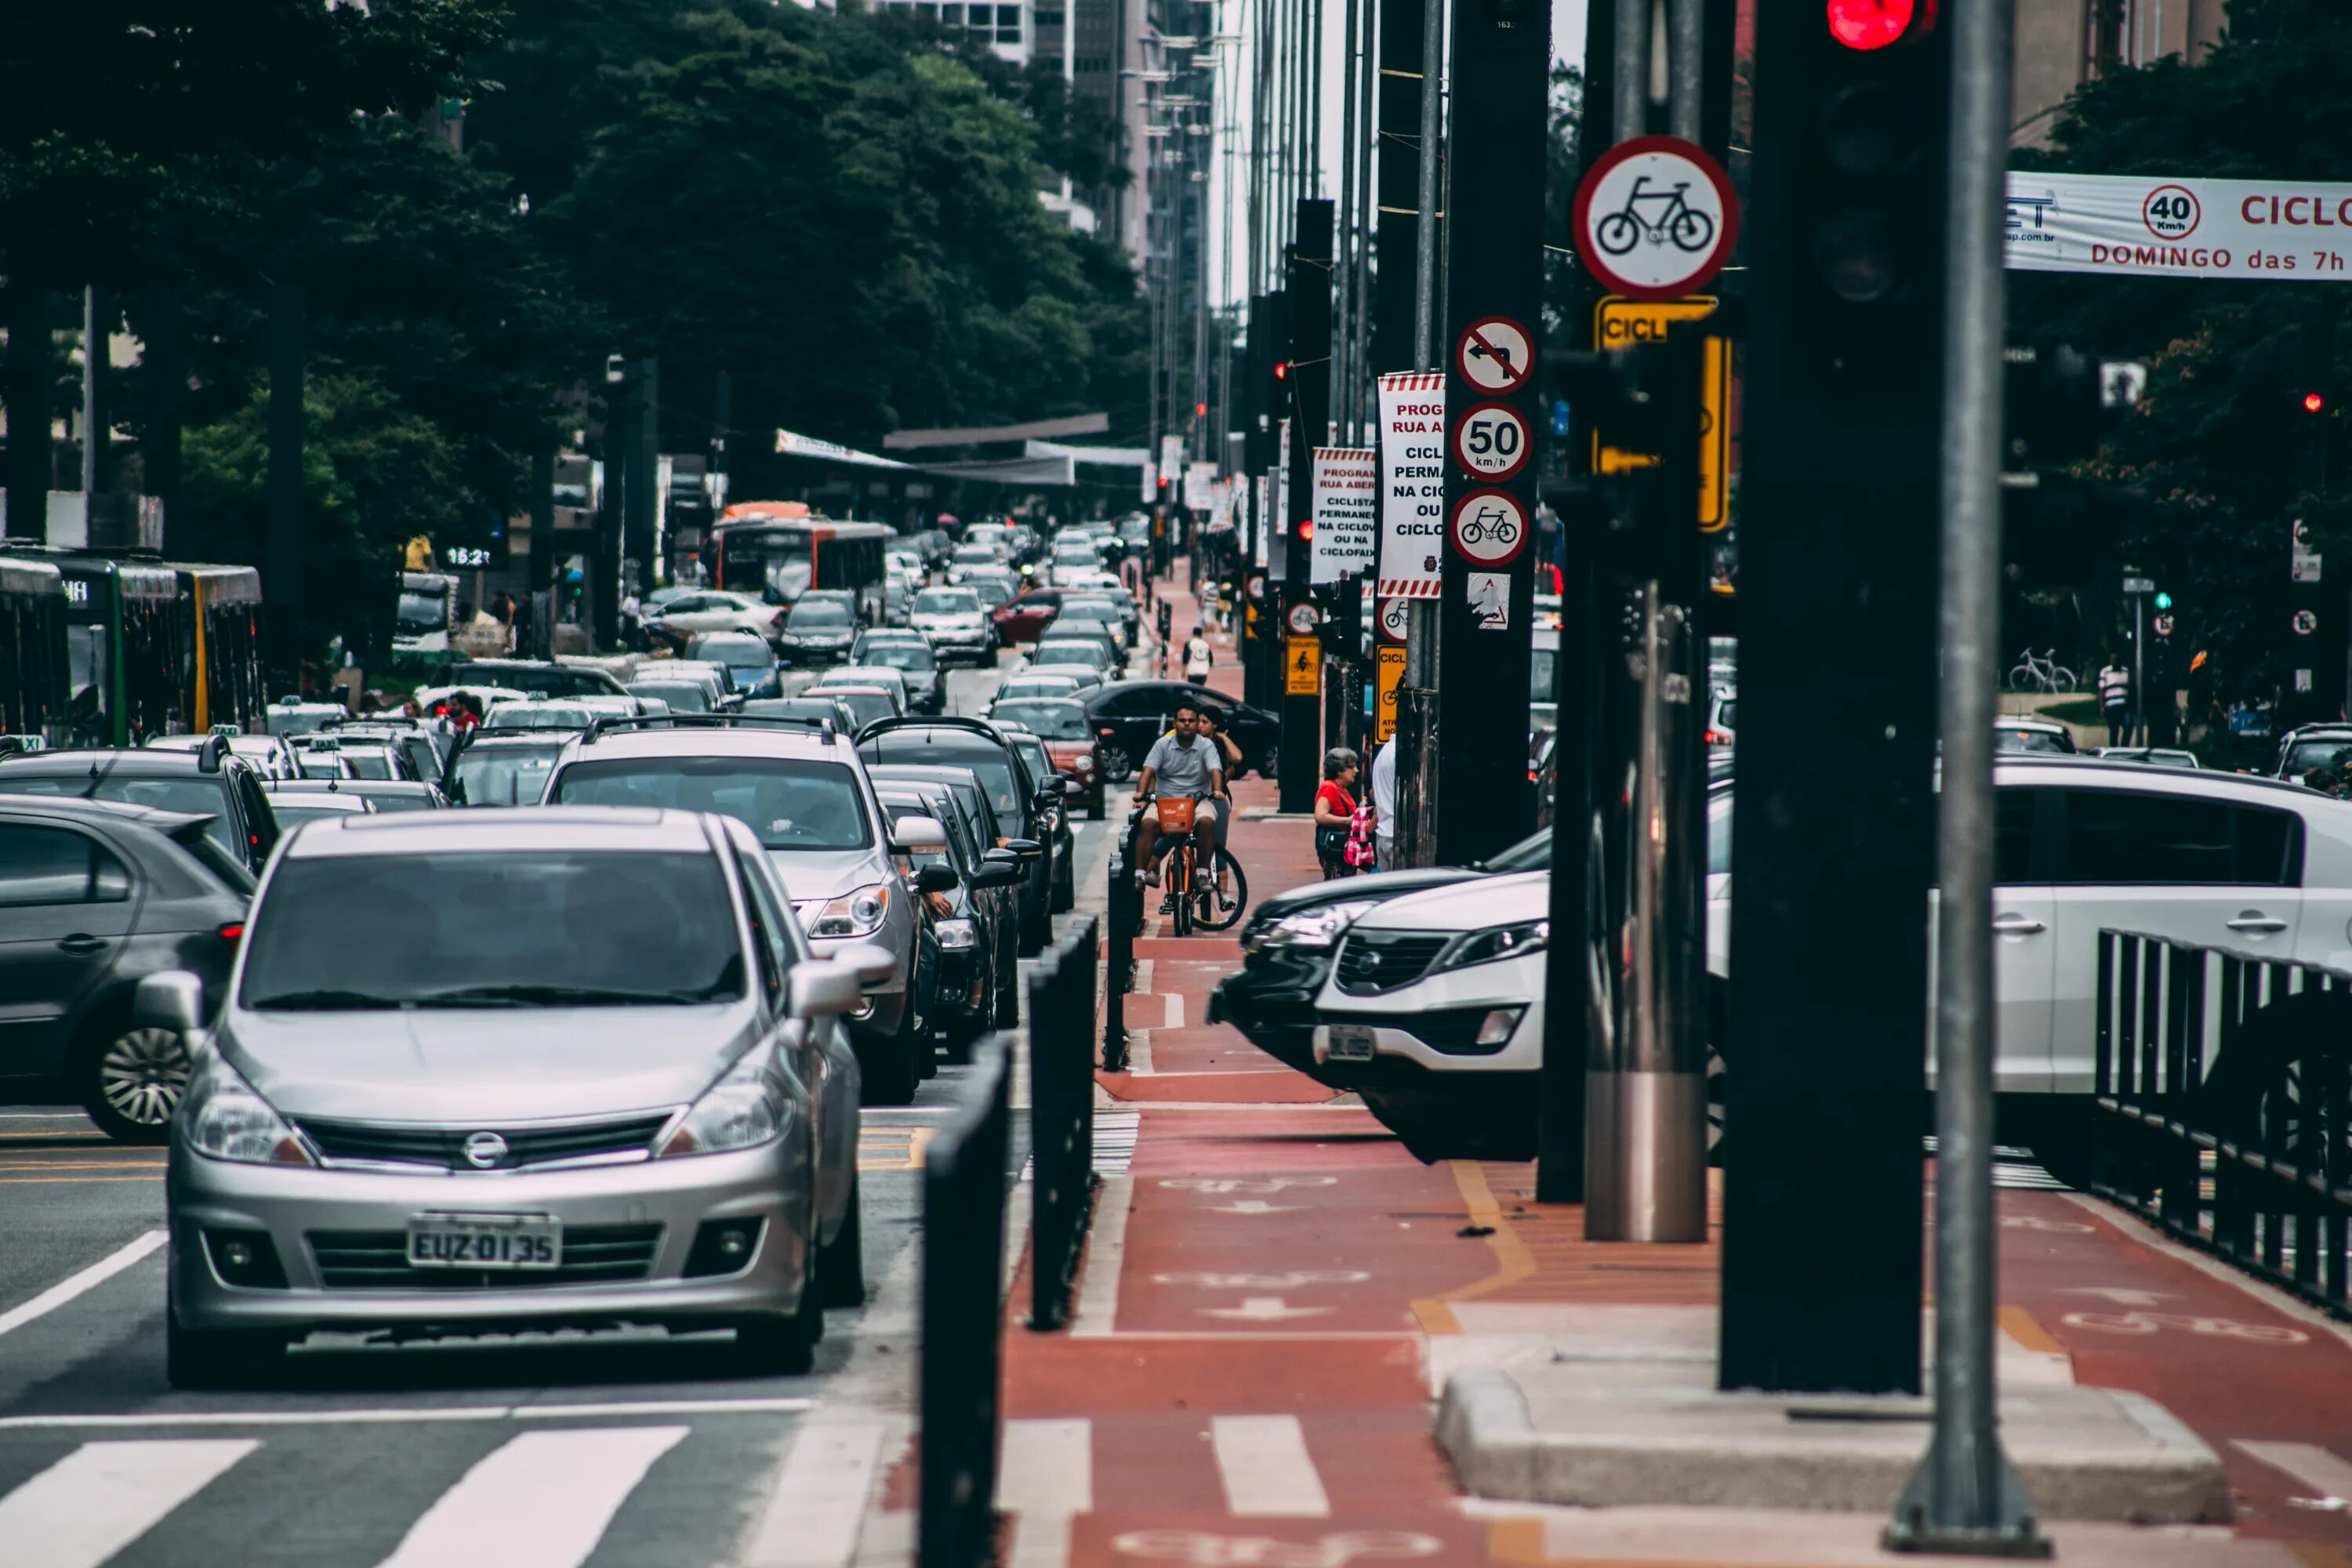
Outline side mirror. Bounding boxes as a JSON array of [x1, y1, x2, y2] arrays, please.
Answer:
[[787, 960, 863, 1018], [974, 861, 1020, 888], [1054, 775, 1080, 796], [1004, 837, 1043, 860], [831, 939, 899, 988], [916, 862, 960, 895], [133, 971, 205, 1034], [891, 813, 949, 854]]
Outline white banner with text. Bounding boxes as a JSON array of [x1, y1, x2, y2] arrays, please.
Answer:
[[2008, 171, 2352, 281]]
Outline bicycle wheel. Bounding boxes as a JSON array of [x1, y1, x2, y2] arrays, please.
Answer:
[[1668, 208, 1715, 252], [2051, 666, 2077, 692], [1168, 848, 1195, 936], [2005, 664, 2035, 691], [1192, 850, 1250, 932], [1595, 211, 1640, 256]]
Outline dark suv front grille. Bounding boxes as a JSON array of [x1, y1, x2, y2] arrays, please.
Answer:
[[307, 1225, 664, 1290], [294, 1113, 673, 1171], [1334, 931, 1450, 995]]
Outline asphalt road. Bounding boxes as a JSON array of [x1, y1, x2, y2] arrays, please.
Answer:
[[0, 639, 1123, 1568]]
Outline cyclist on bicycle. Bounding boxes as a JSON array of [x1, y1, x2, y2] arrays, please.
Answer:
[[1131, 699, 1224, 906]]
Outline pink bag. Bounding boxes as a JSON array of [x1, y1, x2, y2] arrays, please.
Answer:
[[1344, 801, 1377, 868]]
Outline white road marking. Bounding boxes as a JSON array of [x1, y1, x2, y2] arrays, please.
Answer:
[[0, 1230, 165, 1340], [0, 1397, 813, 1432], [1069, 1174, 1132, 1339], [1162, 993, 1185, 1029], [737, 1421, 888, 1568], [1210, 1415, 1330, 1517], [1000, 1417, 1094, 1514], [2234, 1440, 2352, 1504], [373, 1425, 688, 1568], [0, 1438, 257, 1568]]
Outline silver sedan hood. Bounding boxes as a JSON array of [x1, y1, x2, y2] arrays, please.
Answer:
[[220, 1006, 753, 1125], [765, 846, 887, 904]]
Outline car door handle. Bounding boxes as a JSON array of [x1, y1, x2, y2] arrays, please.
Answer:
[[57, 934, 108, 955], [2226, 915, 2290, 933], [1991, 915, 2046, 935]]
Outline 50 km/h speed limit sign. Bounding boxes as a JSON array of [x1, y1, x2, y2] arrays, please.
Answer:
[[1453, 401, 1532, 481], [1450, 489, 1530, 568]]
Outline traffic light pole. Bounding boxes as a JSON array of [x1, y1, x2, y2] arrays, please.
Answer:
[[1280, 202, 1333, 815], [1887, 0, 2046, 1552]]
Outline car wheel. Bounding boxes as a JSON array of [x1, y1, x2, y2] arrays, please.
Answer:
[[818, 1170, 866, 1308], [1098, 742, 1135, 783], [166, 1298, 283, 1391], [735, 1260, 822, 1376], [77, 1015, 193, 1145], [860, 1000, 925, 1106]]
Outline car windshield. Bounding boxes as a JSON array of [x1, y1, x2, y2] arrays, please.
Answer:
[[451, 665, 613, 698], [1716, 698, 1737, 730], [916, 589, 980, 615], [971, 581, 1013, 610], [881, 746, 1020, 819], [270, 800, 369, 826], [629, 682, 710, 713], [484, 707, 591, 732], [241, 851, 744, 1009], [449, 743, 564, 805], [1483, 829, 1554, 873], [1530, 647, 1558, 703], [989, 700, 1089, 739], [812, 689, 892, 731], [1994, 727, 2071, 754], [2282, 739, 2352, 775], [0, 772, 237, 855], [395, 591, 446, 633], [1033, 643, 1102, 666], [953, 546, 994, 564], [551, 757, 872, 849], [343, 750, 398, 778], [860, 642, 935, 672], [789, 601, 852, 630]]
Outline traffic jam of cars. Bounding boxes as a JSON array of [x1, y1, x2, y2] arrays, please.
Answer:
[[0, 517, 1154, 1396]]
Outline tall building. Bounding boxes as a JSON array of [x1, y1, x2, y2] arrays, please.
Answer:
[[2012, 0, 2226, 146]]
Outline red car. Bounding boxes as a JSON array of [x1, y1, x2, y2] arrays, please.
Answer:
[[991, 587, 1065, 645], [985, 697, 1105, 818]]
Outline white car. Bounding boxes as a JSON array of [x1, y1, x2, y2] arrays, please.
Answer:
[[945, 545, 1002, 586], [908, 586, 994, 666], [647, 590, 782, 644]]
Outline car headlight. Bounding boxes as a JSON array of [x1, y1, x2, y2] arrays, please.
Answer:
[[657, 1047, 793, 1157], [181, 1058, 314, 1166], [1435, 919, 1550, 972], [936, 916, 978, 949], [1073, 757, 1094, 774], [1247, 898, 1381, 953], [801, 881, 891, 938]]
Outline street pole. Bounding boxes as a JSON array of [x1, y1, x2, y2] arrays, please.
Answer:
[[265, 283, 305, 697], [1886, 0, 2045, 1552], [1613, 0, 1648, 140], [1410, 0, 1443, 366], [1667, 0, 1701, 140], [81, 288, 102, 495], [2132, 590, 2146, 746], [1282, 201, 1334, 814], [142, 283, 188, 557]]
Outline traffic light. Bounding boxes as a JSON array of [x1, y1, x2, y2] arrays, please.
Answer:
[[2154, 590, 2172, 612], [2305, 392, 2327, 415]]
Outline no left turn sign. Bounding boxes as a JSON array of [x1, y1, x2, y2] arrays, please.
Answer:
[[2294, 608, 2319, 636], [1450, 488, 1530, 568], [1454, 318, 1533, 395], [1454, 401, 1532, 481], [1572, 136, 1740, 301]]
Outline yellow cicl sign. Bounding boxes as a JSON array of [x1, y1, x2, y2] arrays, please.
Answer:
[[1374, 644, 1406, 745], [1285, 636, 1320, 696], [1592, 296, 1732, 532]]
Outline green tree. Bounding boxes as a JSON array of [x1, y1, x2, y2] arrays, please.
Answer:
[[2008, 0, 2352, 704]]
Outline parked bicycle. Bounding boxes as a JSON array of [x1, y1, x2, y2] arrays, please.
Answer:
[[2005, 648, 2077, 693], [1594, 177, 1717, 257]]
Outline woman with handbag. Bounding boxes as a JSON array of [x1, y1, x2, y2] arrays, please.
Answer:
[[1312, 748, 1361, 880]]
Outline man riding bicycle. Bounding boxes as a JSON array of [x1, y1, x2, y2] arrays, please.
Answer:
[[1131, 699, 1225, 909]]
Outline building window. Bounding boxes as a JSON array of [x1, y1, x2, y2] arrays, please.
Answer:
[[1035, 7, 1065, 23], [2085, 0, 2127, 74]]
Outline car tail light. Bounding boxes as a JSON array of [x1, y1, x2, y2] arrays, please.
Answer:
[[218, 920, 245, 946], [1704, 729, 1727, 745]]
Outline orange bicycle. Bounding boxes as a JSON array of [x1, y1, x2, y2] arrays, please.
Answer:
[[1138, 796, 1248, 936]]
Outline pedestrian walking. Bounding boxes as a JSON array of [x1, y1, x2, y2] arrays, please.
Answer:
[[1312, 748, 1361, 880], [1183, 624, 1214, 684], [1368, 734, 1396, 869], [2097, 652, 2132, 745]]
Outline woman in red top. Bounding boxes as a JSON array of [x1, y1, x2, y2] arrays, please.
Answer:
[[1312, 748, 1361, 880]]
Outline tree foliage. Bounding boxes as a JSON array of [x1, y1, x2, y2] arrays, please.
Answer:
[[2008, 0, 2352, 699]]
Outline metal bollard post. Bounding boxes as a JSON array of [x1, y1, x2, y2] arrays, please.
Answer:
[[1102, 843, 1131, 1073]]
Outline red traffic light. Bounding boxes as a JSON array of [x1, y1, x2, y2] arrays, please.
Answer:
[[1195, 401, 1207, 417], [1273, 361, 1288, 381], [2305, 392, 2327, 414], [1826, 0, 1930, 49], [1297, 519, 1314, 539]]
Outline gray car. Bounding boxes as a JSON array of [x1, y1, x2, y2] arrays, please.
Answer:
[[539, 717, 946, 1102], [153, 807, 882, 1388]]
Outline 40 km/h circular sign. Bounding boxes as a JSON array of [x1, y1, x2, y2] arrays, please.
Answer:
[[1571, 135, 1740, 301], [1454, 401, 1532, 481], [1454, 317, 1534, 395], [1450, 488, 1530, 568]]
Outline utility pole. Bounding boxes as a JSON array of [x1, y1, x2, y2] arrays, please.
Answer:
[[1372, 0, 1426, 375], [80, 289, 103, 495], [265, 283, 305, 697], [2, 283, 50, 541], [1719, 0, 1951, 1396], [1429, 0, 1547, 865], [141, 284, 188, 557], [1281, 202, 1334, 814]]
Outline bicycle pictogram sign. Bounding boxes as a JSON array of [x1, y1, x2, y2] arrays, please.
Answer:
[[1450, 488, 1529, 568], [1572, 136, 1739, 300]]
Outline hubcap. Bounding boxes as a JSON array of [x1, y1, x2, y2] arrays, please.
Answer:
[[99, 1028, 191, 1127]]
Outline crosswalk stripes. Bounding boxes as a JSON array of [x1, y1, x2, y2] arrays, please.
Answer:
[[1209, 1415, 1331, 1518], [2234, 1439, 2352, 1504], [735, 1421, 889, 1568], [2, 1439, 258, 1568], [1000, 1415, 1349, 1557], [372, 1425, 688, 1568], [1018, 1110, 1140, 1181]]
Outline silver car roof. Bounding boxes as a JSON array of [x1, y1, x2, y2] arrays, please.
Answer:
[[281, 805, 717, 856]]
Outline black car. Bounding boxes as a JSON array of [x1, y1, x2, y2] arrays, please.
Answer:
[[441, 730, 569, 806], [1082, 681, 1284, 783], [443, 659, 628, 698], [998, 728, 1077, 913], [875, 783, 1022, 1053], [1207, 828, 1552, 1080], [0, 797, 253, 1142], [849, 632, 946, 713], [859, 718, 1056, 953], [777, 597, 859, 666], [869, 764, 1025, 1027], [0, 742, 282, 874]]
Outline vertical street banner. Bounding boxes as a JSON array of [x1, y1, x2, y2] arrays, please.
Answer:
[[1253, 475, 1269, 568], [1376, 372, 1446, 598], [1185, 459, 1218, 511], [1159, 434, 1186, 495], [1139, 459, 1156, 504], [1270, 419, 1292, 576], [1308, 446, 1378, 583]]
